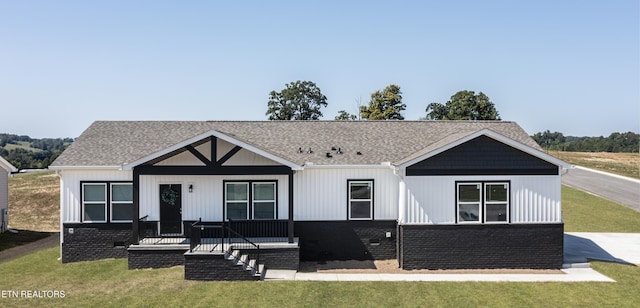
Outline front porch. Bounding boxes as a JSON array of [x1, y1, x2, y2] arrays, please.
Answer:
[[128, 219, 300, 280]]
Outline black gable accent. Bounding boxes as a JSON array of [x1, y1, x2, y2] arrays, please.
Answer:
[[406, 135, 558, 176]]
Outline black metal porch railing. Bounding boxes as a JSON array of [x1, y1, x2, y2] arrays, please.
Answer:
[[189, 219, 262, 274], [137, 215, 154, 243], [227, 219, 289, 241], [188, 219, 224, 252]]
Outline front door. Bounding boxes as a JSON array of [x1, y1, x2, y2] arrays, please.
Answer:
[[159, 184, 182, 234]]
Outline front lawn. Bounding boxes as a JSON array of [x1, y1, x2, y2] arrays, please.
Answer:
[[0, 248, 638, 307]]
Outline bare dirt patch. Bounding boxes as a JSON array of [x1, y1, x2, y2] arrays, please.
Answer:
[[300, 260, 562, 274]]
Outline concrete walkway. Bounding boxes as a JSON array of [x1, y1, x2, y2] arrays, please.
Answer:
[[265, 267, 614, 282], [265, 232, 640, 282]]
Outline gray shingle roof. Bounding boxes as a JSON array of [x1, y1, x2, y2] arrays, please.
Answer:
[[50, 120, 543, 168]]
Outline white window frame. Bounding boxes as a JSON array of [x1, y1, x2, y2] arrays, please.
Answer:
[[225, 182, 249, 220], [82, 183, 107, 223], [484, 182, 510, 224], [252, 182, 276, 220], [348, 180, 374, 220], [456, 182, 510, 224], [110, 183, 133, 223], [456, 183, 482, 224]]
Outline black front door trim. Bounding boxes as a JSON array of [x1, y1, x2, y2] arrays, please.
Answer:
[[159, 184, 183, 235]]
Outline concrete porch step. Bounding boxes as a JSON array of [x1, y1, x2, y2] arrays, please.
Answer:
[[225, 249, 266, 280]]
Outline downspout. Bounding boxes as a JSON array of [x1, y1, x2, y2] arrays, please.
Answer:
[[55, 170, 63, 261], [394, 168, 406, 225], [288, 170, 294, 243], [393, 166, 406, 268], [132, 167, 140, 244]]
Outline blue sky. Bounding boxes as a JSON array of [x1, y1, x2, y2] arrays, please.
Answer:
[[1, 1, 638, 138]]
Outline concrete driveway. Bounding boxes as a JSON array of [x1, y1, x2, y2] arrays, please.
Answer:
[[564, 232, 640, 265]]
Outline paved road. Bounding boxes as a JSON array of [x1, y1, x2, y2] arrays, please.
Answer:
[[562, 166, 640, 211]]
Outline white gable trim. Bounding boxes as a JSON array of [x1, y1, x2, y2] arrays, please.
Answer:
[[397, 129, 573, 170], [121, 130, 303, 170], [0, 156, 17, 173]]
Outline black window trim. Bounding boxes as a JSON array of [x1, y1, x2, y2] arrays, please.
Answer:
[[223, 179, 279, 220], [80, 180, 133, 224], [347, 179, 375, 221]]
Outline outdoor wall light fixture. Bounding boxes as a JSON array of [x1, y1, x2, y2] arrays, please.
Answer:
[[189, 184, 193, 193]]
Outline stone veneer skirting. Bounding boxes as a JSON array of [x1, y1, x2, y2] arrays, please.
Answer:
[[399, 223, 564, 270], [127, 246, 188, 269], [61, 223, 133, 263]]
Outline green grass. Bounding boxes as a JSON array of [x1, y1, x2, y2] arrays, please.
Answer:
[[562, 185, 640, 232], [2, 141, 42, 152], [0, 248, 638, 307]]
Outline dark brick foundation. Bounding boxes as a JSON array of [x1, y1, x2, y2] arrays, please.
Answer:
[[295, 221, 397, 261], [184, 253, 258, 281], [399, 223, 564, 270], [128, 247, 188, 269], [61, 224, 133, 263]]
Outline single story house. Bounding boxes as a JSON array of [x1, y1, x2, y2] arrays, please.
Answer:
[[0, 156, 17, 233], [50, 120, 571, 280]]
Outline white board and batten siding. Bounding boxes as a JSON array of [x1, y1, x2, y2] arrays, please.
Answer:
[[59, 169, 133, 223], [402, 175, 561, 224], [293, 166, 399, 221], [139, 174, 289, 222]]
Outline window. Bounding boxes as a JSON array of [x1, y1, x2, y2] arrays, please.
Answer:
[[83, 183, 107, 222], [457, 184, 481, 223], [348, 180, 373, 220], [81, 181, 133, 223], [111, 183, 133, 222], [226, 182, 249, 220], [457, 182, 509, 224], [225, 181, 276, 220], [485, 183, 509, 222], [253, 183, 276, 219]]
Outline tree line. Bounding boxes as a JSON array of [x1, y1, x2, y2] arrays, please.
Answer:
[[266, 80, 499, 121], [266, 80, 638, 153], [531, 130, 639, 153], [0, 134, 73, 170]]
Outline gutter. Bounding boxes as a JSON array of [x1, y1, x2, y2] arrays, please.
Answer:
[[302, 162, 395, 169], [47, 165, 123, 171]]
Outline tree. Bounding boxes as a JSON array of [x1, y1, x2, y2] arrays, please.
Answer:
[[532, 130, 566, 150], [334, 110, 357, 121], [359, 84, 406, 120], [425, 90, 501, 120], [266, 80, 328, 120]]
